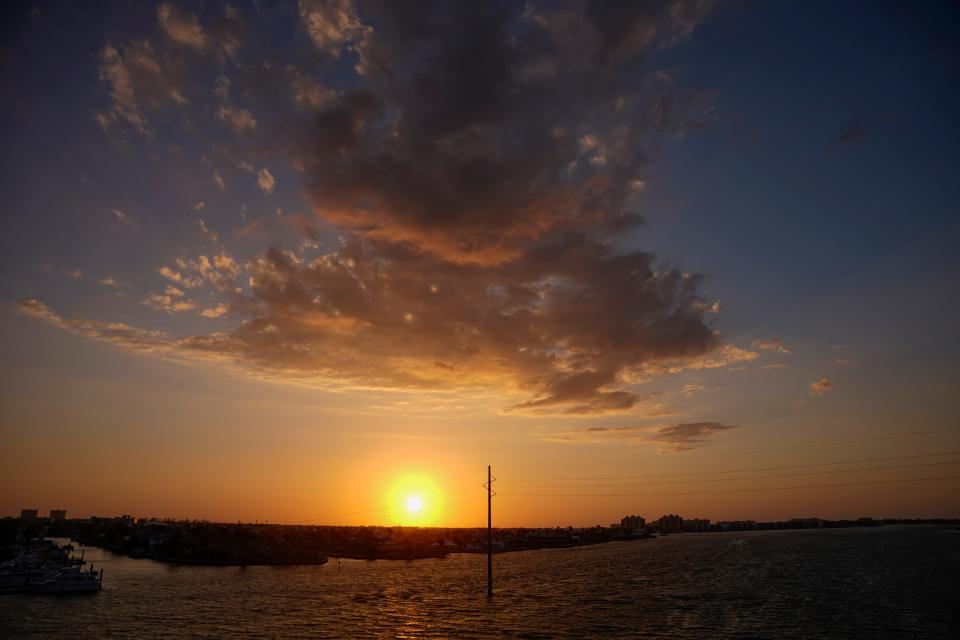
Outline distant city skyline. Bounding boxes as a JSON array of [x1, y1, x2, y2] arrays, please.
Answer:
[[1, 1, 958, 526]]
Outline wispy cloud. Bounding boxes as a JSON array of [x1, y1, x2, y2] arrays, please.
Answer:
[[810, 378, 834, 396], [298, 0, 368, 57], [543, 421, 740, 451], [142, 285, 195, 313], [157, 4, 207, 49], [257, 168, 275, 194], [110, 208, 132, 224], [752, 336, 791, 355], [216, 105, 256, 132]]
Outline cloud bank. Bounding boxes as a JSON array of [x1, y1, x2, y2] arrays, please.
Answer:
[[27, 0, 742, 417]]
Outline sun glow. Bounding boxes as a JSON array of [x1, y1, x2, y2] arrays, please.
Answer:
[[387, 473, 443, 525], [405, 495, 424, 513]]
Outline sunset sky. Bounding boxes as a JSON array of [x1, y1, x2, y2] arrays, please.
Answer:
[[1, 0, 958, 527]]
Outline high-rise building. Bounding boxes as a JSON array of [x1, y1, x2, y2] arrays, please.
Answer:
[[50, 509, 67, 521], [621, 515, 646, 532], [658, 513, 684, 533], [683, 518, 710, 532], [20, 508, 38, 520]]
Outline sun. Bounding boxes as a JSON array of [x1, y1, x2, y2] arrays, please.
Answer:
[[405, 495, 424, 513], [387, 473, 443, 525]]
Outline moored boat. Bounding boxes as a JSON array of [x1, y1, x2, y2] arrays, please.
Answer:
[[27, 565, 103, 593]]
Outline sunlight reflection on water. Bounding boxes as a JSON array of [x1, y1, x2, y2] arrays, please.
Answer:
[[2, 527, 958, 638]]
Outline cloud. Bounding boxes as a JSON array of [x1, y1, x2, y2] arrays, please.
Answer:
[[213, 170, 225, 192], [752, 336, 791, 355], [157, 4, 207, 49], [200, 304, 228, 319], [178, 237, 719, 412], [682, 380, 705, 396], [194, 201, 205, 211], [18, 299, 67, 328], [35, 1, 730, 415], [257, 168, 275, 194], [96, 35, 193, 137], [298, 0, 368, 57], [18, 299, 171, 353], [810, 378, 833, 396], [543, 420, 740, 451], [292, 1, 717, 266], [216, 105, 257, 132], [99, 277, 122, 287], [173, 253, 240, 292], [197, 219, 219, 244], [98, 45, 151, 136], [142, 287, 195, 313], [111, 208, 131, 224], [651, 421, 739, 450], [287, 65, 337, 110]]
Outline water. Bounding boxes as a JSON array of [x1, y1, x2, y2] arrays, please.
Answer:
[[2, 526, 958, 638]]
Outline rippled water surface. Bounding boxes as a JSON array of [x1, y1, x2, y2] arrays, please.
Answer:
[[2, 526, 959, 638]]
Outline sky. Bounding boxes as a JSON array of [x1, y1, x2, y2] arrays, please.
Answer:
[[1, 0, 958, 527]]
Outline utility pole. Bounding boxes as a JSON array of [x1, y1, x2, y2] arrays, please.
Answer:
[[486, 464, 494, 597]]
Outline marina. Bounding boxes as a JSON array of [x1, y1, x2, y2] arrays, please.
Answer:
[[0, 539, 101, 594]]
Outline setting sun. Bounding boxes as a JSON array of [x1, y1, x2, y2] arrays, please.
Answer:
[[387, 474, 443, 526], [405, 495, 424, 513]]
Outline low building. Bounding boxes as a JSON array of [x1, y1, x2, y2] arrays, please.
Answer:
[[790, 517, 824, 529]]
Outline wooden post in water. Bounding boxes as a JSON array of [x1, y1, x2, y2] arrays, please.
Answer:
[[487, 464, 493, 597]]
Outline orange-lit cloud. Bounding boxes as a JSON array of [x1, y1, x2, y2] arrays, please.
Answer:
[[752, 336, 791, 355], [20, 1, 736, 418], [810, 378, 834, 396], [157, 4, 207, 49]]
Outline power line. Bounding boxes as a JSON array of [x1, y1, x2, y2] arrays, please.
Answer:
[[498, 475, 960, 498], [500, 450, 960, 482], [497, 460, 960, 488]]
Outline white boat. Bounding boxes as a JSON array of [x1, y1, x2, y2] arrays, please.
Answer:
[[0, 568, 57, 592], [27, 565, 102, 593]]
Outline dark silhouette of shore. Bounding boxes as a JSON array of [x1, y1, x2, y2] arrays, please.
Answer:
[[3, 515, 957, 566]]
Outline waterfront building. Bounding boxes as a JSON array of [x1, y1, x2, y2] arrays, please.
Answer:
[[790, 517, 825, 529], [658, 514, 684, 533], [620, 515, 646, 533], [683, 518, 710, 532]]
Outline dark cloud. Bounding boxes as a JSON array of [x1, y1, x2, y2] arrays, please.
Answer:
[[651, 421, 738, 450], [290, 0, 717, 265], [34, 0, 738, 415], [542, 420, 740, 450]]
